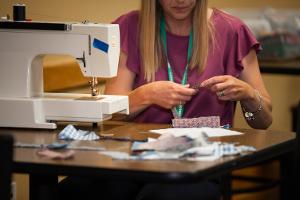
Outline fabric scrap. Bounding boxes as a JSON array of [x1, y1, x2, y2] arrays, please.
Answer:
[[172, 116, 220, 128], [58, 124, 100, 141]]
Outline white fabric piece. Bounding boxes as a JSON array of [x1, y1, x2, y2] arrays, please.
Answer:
[[149, 127, 243, 138]]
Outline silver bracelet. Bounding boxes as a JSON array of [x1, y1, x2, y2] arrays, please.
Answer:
[[242, 90, 263, 121]]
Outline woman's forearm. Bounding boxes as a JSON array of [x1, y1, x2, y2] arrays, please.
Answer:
[[127, 84, 152, 114], [240, 90, 273, 129]]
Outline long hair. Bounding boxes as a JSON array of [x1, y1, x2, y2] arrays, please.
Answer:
[[139, 0, 214, 82]]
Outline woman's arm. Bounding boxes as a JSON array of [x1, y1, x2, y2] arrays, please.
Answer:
[[105, 52, 197, 115], [201, 49, 273, 129], [104, 52, 149, 114], [239, 49, 273, 129]]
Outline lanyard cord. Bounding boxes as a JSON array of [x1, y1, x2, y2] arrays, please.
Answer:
[[160, 17, 193, 118]]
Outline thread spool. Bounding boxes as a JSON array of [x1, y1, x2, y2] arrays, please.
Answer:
[[13, 4, 26, 21]]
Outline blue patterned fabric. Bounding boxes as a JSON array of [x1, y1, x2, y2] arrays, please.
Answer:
[[58, 125, 100, 141]]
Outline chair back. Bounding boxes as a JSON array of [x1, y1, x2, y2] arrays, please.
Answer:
[[0, 134, 14, 200], [296, 102, 300, 180]]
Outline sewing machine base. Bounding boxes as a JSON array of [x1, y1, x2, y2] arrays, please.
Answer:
[[0, 93, 129, 129]]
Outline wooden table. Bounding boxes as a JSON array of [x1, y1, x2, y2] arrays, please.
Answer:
[[0, 121, 296, 200]]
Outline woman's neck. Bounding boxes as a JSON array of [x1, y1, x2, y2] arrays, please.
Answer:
[[164, 15, 192, 36]]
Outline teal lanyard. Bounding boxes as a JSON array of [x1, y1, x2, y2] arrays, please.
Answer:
[[160, 17, 193, 118]]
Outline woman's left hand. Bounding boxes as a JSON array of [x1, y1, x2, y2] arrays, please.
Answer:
[[200, 75, 255, 101]]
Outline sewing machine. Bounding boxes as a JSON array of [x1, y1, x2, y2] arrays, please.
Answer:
[[0, 21, 129, 129]]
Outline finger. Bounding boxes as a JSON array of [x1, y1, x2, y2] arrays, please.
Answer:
[[200, 76, 228, 88], [177, 87, 197, 96], [178, 94, 192, 102], [171, 100, 185, 107], [210, 82, 231, 92], [178, 100, 186, 105], [170, 82, 197, 95], [190, 83, 201, 91], [216, 88, 237, 101]]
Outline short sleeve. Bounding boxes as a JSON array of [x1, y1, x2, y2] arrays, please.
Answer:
[[217, 11, 262, 77], [236, 23, 261, 70], [112, 11, 140, 74]]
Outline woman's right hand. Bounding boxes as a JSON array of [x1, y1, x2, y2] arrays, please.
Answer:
[[145, 81, 197, 109]]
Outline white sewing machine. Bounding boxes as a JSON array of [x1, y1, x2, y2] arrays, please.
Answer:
[[0, 21, 129, 129]]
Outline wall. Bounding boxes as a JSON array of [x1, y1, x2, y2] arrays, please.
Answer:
[[1, 0, 300, 22], [209, 0, 300, 8], [0, 0, 140, 23]]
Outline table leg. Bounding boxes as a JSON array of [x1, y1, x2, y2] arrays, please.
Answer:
[[221, 173, 232, 200], [280, 151, 296, 200], [29, 173, 58, 200]]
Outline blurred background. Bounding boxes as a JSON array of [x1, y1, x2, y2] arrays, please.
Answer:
[[1, 1, 299, 200]]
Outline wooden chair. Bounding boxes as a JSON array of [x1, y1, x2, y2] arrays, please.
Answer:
[[0, 134, 14, 200], [281, 101, 300, 199], [222, 102, 300, 200], [293, 102, 300, 196]]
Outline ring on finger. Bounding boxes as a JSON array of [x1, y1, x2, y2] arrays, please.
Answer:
[[218, 90, 225, 97]]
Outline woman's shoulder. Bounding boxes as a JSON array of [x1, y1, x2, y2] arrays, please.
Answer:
[[212, 8, 249, 34]]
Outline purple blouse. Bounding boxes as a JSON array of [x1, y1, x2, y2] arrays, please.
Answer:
[[113, 9, 261, 126]]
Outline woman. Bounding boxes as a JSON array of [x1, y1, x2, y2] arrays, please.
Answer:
[[59, 1, 272, 200], [105, 0, 273, 129]]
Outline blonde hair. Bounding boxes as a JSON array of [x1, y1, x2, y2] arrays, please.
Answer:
[[139, 0, 214, 82]]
